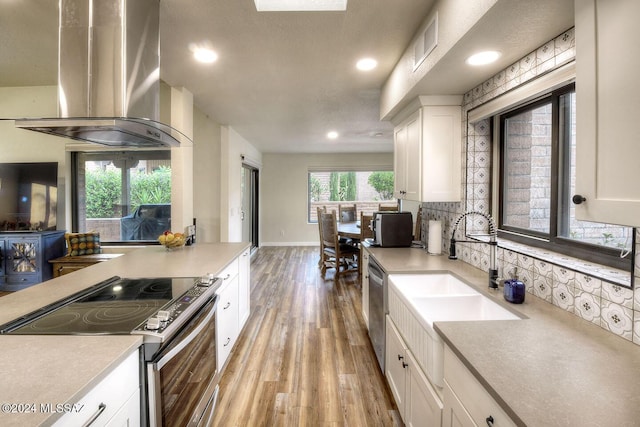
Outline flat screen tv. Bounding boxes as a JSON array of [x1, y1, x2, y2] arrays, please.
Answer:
[[0, 162, 58, 231]]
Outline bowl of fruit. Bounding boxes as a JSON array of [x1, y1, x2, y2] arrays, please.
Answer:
[[158, 231, 186, 250]]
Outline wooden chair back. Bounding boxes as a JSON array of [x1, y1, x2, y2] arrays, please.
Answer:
[[360, 212, 374, 240], [378, 203, 398, 211], [338, 204, 357, 222]]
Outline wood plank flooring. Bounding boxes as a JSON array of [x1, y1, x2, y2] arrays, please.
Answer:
[[212, 246, 401, 427]]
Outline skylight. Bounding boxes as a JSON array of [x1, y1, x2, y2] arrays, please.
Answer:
[[254, 0, 347, 11]]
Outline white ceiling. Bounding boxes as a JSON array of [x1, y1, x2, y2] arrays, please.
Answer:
[[0, 0, 574, 154]]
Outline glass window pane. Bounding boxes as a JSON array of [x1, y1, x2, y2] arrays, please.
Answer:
[[76, 152, 171, 242], [502, 103, 552, 234], [560, 91, 633, 251], [308, 170, 395, 222]]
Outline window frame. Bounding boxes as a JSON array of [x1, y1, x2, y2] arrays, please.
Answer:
[[496, 83, 633, 271], [71, 150, 172, 245], [307, 168, 395, 224]]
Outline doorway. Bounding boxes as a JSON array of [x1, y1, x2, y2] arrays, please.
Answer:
[[241, 164, 259, 251]]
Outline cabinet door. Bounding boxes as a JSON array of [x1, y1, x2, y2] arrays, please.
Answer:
[[105, 388, 141, 427], [394, 110, 421, 201], [394, 123, 408, 199], [217, 277, 239, 369], [421, 106, 461, 202], [386, 318, 408, 418], [443, 346, 516, 427], [575, 0, 640, 226], [405, 349, 443, 427], [6, 238, 39, 275], [238, 250, 251, 327], [442, 380, 477, 427]]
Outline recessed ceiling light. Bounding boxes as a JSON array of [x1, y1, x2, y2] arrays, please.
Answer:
[[356, 58, 378, 71], [327, 131, 339, 140], [254, 0, 347, 11], [466, 51, 501, 66], [193, 47, 218, 64]]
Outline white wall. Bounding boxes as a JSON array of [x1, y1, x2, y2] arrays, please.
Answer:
[[220, 126, 262, 243], [0, 86, 69, 229], [261, 152, 393, 245], [193, 108, 222, 243]]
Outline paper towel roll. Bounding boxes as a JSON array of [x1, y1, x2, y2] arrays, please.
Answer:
[[428, 220, 442, 255]]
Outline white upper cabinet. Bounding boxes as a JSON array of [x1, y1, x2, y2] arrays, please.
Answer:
[[574, 0, 640, 226], [394, 110, 421, 200], [393, 96, 462, 203]]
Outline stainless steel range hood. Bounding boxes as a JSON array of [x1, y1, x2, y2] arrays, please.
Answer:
[[15, 0, 190, 147]]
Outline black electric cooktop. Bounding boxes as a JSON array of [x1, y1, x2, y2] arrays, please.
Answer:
[[1, 276, 199, 335]]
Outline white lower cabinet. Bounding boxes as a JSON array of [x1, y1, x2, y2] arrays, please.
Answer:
[[443, 345, 515, 427], [386, 317, 443, 427], [216, 270, 240, 369], [216, 251, 251, 371], [53, 350, 140, 427]]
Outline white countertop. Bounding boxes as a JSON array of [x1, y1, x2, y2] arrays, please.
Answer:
[[367, 246, 640, 426], [0, 242, 250, 426]]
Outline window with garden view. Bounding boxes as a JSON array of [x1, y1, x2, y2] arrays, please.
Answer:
[[308, 170, 395, 222], [73, 151, 171, 243]]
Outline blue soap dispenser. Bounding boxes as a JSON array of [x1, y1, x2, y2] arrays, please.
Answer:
[[503, 268, 525, 304]]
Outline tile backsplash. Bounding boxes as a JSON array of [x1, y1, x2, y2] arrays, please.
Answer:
[[420, 27, 640, 346]]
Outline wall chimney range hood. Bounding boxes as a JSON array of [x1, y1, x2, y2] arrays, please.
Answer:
[[15, 0, 190, 147]]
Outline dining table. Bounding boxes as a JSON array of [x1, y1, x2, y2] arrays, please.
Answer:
[[337, 221, 361, 240]]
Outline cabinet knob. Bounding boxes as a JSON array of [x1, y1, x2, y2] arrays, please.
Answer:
[[486, 415, 494, 426], [402, 361, 408, 368], [572, 194, 587, 205]]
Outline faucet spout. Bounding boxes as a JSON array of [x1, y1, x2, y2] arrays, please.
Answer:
[[449, 211, 499, 289]]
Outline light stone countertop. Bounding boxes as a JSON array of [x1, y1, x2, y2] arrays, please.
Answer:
[[0, 242, 250, 427], [367, 246, 640, 427]]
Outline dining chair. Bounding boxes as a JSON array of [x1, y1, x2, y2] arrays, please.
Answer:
[[360, 212, 374, 240], [316, 206, 327, 268], [378, 203, 399, 211], [319, 211, 359, 279], [357, 212, 374, 276], [338, 204, 358, 222]]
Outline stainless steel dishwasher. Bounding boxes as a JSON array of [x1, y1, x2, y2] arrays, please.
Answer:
[[368, 257, 386, 372]]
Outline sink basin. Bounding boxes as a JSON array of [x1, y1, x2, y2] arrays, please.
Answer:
[[411, 294, 520, 328], [388, 274, 480, 297]]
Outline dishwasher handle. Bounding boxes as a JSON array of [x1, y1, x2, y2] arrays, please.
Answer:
[[368, 260, 384, 286]]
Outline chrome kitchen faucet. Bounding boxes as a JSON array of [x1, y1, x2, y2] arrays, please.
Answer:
[[448, 211, 500, 289]]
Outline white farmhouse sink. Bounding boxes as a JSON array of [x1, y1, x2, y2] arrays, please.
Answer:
[[388, 274, 480, 297], [387, 273, 521, 388], [411, 294, 520, 328]]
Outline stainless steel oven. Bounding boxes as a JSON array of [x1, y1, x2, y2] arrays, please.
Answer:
[[145, 294, 218, 426], [0, 274, 223, 427]]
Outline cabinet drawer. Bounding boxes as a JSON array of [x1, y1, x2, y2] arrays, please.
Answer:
[[218, 258, 239, 282], [53, 350, 140, 427], [216, 276, 239, 368], [443, 346, 515, 427]]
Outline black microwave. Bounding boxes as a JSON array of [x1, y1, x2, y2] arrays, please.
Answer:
[[371, 212, 413, 247]]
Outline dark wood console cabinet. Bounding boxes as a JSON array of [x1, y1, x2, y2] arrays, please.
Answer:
[[0, 231, 66, 292]]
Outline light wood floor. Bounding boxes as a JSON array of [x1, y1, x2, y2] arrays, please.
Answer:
[[212, 246, 401, 427]]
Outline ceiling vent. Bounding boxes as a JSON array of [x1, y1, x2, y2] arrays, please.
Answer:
[[414, 12, 438, 71]]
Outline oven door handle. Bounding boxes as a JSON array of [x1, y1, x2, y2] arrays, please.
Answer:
[[153, 296, 218, 370]]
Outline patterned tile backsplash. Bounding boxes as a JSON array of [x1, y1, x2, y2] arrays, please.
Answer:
[[420, 27, 640, 346]]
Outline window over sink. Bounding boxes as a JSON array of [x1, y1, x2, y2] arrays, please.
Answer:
[[72, 151, 171, 244], [496, 83, 633, 270]]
